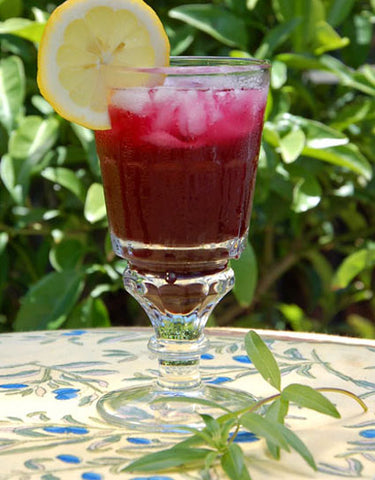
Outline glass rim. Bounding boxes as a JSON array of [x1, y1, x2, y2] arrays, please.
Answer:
[[107, 56, 271, 76]]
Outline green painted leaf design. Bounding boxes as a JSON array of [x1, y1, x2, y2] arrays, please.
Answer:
[[281, 384, 341, 418], [245, 331, 281, 391]]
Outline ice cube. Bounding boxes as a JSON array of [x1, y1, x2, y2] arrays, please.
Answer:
[[111, 88, 150, 115], [142, 130, 187, 148], [176, 90, 207, 138]]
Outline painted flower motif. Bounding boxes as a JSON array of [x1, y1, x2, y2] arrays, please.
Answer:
[[127, 437, 152, 445], [62, 330, 87, 336], [207, 376, 231, 385], [0, 383, 28, 389], [201, 353, 214, 360], [360, 429, 375, 438], [44, 426, 89, 435], [232, 431, 259, 443], [232, 355, 252, 364], [56, 454, 81, 463], [129, 477, 174, 480], [53, 388, 80, 400], [82, 473, 102, 480]]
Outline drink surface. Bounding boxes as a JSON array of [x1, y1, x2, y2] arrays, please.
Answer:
[[95, 84, 267, 271]]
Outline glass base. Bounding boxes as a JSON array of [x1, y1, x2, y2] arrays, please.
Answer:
[[97, 383, 255, 433]]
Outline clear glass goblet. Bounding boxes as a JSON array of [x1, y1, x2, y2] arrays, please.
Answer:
[[95, 57, 270, 432]]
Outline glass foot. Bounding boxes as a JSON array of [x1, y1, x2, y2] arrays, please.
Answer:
[[97, 384, 256, 433]]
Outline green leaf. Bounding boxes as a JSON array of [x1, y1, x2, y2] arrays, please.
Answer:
[[303, 144, 372, 180], [245, 331, 281, 391], [70, 124, 100, 178], [279, 128, 305, 163], [14, 270, 84, 331], [84, 183, 106, 223], [166, 23, 195, 56], [281, 384, 340, 418], [65, 296, 111, 329], [42, 167, 85, 201], [0, 154, 23, 203], [278, 424, 317, 470], [0, 55, 25, 132], [265, 397, 289, 459], [0, 18, 46, 43], [49, 239, 86, 272], [9, 116, 59, 165], [221, 444, 251, 480], [270, 60, 287, 90], [332, 245, 375, 289], [169, 5, 248, 48], [0, 0, 22, 19], [239, 412, 290, 451], [231, 242, 257, 307], [276, 53, 326, 71], [321, 55, 375, 96], [327, 0, 357, 27], [313, 21, 349, 55], [255, 17, 301, 59], [123, 446, 213, 473], [292, 176, 321, 213]]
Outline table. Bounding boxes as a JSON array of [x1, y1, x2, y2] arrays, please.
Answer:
[[0, 327, 374, 479]]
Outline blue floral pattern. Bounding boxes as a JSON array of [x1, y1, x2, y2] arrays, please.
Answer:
[[0, 328, 374, 479]]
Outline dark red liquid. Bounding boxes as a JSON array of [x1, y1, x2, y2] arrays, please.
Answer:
[[95, 87, 267, 271]]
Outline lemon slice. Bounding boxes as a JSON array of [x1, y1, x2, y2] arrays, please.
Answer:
[[37, 0, 170, 130]]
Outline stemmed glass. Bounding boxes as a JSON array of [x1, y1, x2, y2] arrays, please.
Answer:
[[95, 57, 270, 432]]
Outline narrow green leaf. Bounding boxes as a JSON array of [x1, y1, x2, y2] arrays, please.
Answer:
[[245, 331, 281, 391], [278, 424, 317, 470], [239, 412, 290, 451], [265, 398, 289, 459], [14, 270, 84, 331], [231, 242, 257, 307], [266, 398, 289, 424], [169, 5, 248, 48], [42, 167, 85, 201], [282, 384, 340, 418], [84, 183, 106, 223], [123, 446, 212, 473], [221, 444, 251, 480], [332, 245, 375, 289], [0, 55, 25, 132]]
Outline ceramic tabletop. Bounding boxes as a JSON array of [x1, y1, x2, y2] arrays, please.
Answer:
[[0, 327, 374, 480]]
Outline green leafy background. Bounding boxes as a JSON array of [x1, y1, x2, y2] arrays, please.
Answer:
[[0, 0, 374, 337]]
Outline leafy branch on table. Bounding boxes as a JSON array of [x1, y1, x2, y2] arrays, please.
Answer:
[[123, 331, 368, 479]]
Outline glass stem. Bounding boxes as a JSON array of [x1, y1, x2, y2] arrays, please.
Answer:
[[123, 263, 235, 391]]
